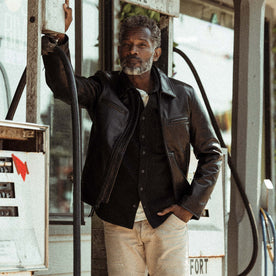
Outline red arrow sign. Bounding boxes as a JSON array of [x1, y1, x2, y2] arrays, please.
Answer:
[[12, 154, 29, 181]]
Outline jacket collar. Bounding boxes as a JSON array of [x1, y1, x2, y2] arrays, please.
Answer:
[[152, 66, 176, 98], [117, 65, 176, 99], [118, 71, 135, 99]]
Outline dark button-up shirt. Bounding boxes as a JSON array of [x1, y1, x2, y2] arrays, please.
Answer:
[[97, 72, 175, 228]]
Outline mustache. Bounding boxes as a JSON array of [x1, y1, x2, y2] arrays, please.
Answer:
[[122, 55, 142, 63]]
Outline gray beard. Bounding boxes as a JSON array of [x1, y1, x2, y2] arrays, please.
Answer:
[[121, 53, 154, 76]]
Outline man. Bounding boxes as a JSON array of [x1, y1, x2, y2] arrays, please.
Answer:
[[42, 2, 222, 275]]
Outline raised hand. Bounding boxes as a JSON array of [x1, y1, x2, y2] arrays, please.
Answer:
[[64, 0, 73, 32]]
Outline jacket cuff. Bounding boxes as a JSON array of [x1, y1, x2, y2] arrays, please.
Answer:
[[179, 201, 201, 220]]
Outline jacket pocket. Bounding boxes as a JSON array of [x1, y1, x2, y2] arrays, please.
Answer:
[[168, 116, 189, 125]]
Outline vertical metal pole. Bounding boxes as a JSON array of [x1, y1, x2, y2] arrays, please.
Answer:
[[27, 0, 42, 123], [263, 5, 276, 188], [75, 0, 83, 75], [263, 4, 276, 220], [264, 19, 272, 180], [112, 0, 120, 71], [74, 0, 82, 275], [228, 0, 265, 275], [100, 0, 113, 71]]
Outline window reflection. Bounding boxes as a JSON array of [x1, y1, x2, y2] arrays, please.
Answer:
[[41, 99, 74, 214], [40, 0, 99, 217], [173, 14, 233, 147], [0, 0, 27, 121], [0, 0, 98, 218]]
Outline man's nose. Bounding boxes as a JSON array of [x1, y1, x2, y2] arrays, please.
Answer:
[[129, 44, 138, 54]]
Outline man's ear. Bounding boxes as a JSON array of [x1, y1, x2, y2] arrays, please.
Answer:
[[153, 47, 162, 62]]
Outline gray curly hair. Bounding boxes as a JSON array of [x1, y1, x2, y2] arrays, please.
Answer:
[[119, 15, 161, 48]]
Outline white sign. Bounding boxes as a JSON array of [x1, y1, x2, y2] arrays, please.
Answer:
[[121, 0, 180, 17], [0, 240, 19, 264], [189, 258, 223, 275], [42, 0, 65, 34]]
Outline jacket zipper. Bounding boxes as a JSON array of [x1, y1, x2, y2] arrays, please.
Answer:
[[157, 93, 178, 191], [157, 94, 172, 166], [95, 90, 141, 208]]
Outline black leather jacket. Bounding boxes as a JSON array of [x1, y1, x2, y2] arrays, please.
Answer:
[[43, 38, 222, 219]]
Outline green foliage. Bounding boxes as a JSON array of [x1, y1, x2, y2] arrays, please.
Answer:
[[173, 41, 179, 48], [120, 2, 161, 22]]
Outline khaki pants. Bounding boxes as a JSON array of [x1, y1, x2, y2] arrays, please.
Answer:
[[103, 214, 189, 276]]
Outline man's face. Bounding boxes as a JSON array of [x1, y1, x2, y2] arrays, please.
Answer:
[[118, 27, 161, 75]]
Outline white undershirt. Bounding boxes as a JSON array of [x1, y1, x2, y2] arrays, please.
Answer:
[[134, 88, 149, 222]]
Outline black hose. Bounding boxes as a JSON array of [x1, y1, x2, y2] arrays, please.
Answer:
[[5, 37, 82, 276], [173, 47, 259, 276], [53, 46, 82, 276], [5, 68, 26, 120]]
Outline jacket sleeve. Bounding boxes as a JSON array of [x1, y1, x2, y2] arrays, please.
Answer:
[[42, 35, 102, 111], [179, 90, 222, 219]]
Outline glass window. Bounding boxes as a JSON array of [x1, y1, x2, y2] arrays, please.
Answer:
[[40, 1, 76, 220], [0, 0, 27, 121], [0, 0, 99, 222], [39, 0, 99, 221], [81, 0, 99, 216], [173, 14, 233, 147]]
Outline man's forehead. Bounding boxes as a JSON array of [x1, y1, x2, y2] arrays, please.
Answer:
[[121, 27, 152, 41]]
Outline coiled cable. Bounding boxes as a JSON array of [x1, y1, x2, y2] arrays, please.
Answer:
[[260, 208, 276, 276]]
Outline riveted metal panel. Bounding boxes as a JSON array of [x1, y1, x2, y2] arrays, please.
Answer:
[[26, 0, 42, 123]]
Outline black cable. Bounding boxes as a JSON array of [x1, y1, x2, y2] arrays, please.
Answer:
[[53, 46, 82, 276], [5, 37, 82, 276], [173, 47, 259, 276], [5, 68, 26, 120]]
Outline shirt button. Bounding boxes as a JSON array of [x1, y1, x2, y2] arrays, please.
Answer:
[[141, 169, 145, 174], [140, 187, 144, 191], [132, 204, 137, 208], [141, 135, 145, 139], [142, 150, 146, 155], [141, 116, 145, 120]]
